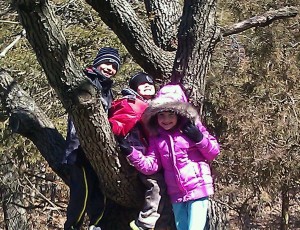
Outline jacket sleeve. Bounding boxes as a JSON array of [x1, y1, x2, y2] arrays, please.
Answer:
[[109, 113, 137, 136], [109, 97, 148, 136], [126, 138, 161, 175], [195, 121, 220, 161], [64, 117, 80, 162]]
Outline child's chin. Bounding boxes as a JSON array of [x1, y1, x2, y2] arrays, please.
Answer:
[[163, 126, 174, 130]]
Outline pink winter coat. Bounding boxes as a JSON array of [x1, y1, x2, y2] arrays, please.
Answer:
[[127, 84, 220, 203]]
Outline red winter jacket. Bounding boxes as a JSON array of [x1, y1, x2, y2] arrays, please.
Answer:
[[109, 94, 148, 137]]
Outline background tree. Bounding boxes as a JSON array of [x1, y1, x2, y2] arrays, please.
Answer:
[[0, 0, 299, 229]]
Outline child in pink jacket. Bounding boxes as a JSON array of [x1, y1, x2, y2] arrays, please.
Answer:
[[119, 84, 220, 230]]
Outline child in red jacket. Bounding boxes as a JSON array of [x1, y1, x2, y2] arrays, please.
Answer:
[[109, 72, 174, 230]]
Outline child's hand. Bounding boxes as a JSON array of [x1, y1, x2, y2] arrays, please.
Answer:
[[116, 136, 133, 156], [182, 121, 203, 143]]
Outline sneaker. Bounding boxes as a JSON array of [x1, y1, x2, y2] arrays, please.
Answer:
[[129, 220, 154, 230], [88, 225, 101, 230], [129, 221, 140, 230]]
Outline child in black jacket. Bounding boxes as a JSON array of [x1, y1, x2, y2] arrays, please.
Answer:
[[63, 47, 121, 230]]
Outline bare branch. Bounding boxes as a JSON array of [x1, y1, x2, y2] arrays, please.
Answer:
[[24, 176, 63, 214], [0, 19, 19, 24], [222, 6, 298, 37]]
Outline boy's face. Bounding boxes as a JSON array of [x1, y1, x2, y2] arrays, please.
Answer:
[[157, 111, 178, 131], [96, 62, 117, 78], [137, 83, 156, 100]]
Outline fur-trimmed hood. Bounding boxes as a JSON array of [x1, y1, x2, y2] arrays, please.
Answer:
[[142, 84, 200, 135]]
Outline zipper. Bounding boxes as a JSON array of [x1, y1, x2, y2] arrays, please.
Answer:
[[168, 134, 187, 194]]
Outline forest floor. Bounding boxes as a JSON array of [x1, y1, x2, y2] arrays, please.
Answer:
[[226, 195, 300, 230], [0, 162, 299, 229], [0, 179, 299, 229]]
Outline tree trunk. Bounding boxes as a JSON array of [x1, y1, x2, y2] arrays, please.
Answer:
[[205, 199, 229, 230], [172, 0, 220, 111], [14, 0, 145, 208], [1, 154, 32, 230], [280, 185, 289, 230]]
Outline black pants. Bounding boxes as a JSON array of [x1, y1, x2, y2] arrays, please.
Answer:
[[64, 153, 105, 229]]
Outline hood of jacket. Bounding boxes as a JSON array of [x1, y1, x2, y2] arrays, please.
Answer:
[[142, 84, 200, 135]]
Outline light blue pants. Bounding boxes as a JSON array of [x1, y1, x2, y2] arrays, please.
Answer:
[[172, 197, 209, 230]]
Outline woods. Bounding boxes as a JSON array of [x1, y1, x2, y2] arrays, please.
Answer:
[[1, 0, 299, 229]]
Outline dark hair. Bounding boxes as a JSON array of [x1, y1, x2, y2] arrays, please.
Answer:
[[149, 114, 159, 134]]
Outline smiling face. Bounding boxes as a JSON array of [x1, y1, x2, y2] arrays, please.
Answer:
[[96, 62, 117, 78], [137, 83, 156, 100], [157, 111, 178, 131]]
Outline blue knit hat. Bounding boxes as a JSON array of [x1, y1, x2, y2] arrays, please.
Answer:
[[93, 47, 121, 71]]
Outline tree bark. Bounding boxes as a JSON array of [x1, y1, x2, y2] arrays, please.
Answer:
[[1, 154, 31, 230], [280, 185, 289, 230], [172, 0, 220, 112], [205, 199, 229, 230], [144, 0, 181, 51]]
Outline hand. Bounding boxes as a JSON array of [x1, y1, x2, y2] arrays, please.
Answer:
[[116, 136, 133, 156], [182, 121, 203, 143]]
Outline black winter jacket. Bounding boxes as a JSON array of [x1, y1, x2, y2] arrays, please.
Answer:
[[63, 67, 114, 164]]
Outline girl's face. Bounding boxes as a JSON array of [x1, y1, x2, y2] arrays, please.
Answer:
[[137, 83, 156, 100], [157, 111, 178, 131], [96, 62, 117, 78]]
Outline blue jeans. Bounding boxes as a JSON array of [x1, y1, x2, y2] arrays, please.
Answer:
[[172, 197, 208, 230]]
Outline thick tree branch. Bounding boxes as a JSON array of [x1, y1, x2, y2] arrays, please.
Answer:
[[0, 70, 68, 183], [172, 0, 220, 111], [222, 6, 298, 37]]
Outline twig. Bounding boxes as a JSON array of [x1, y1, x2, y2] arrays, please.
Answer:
[[0, 20, 19, 24], [24, 175, 62, 215], [0, 30, 26, 58]]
